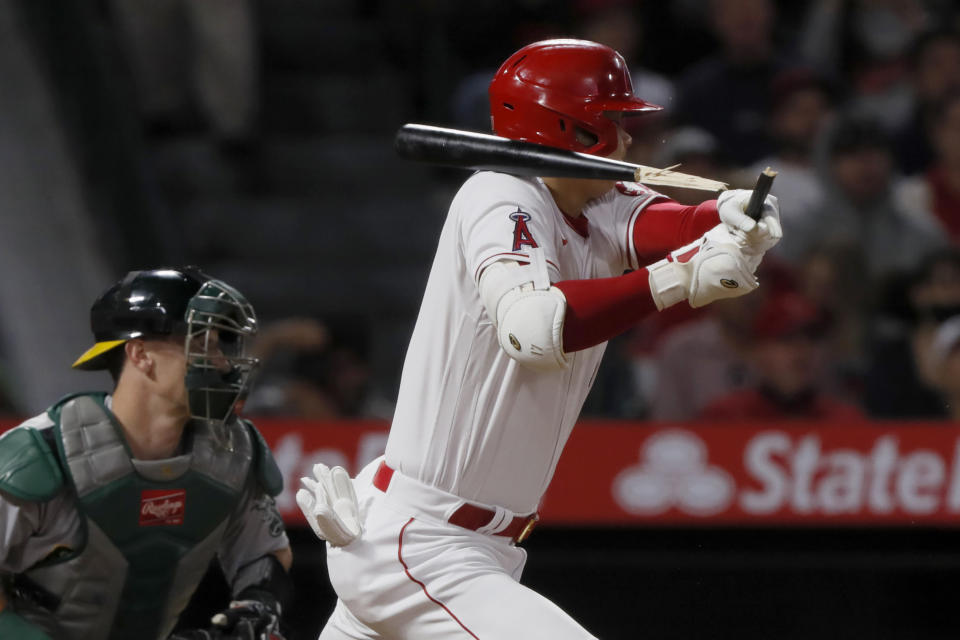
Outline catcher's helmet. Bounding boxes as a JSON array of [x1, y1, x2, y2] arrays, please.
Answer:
[[74, 266, 259, 426], [489, 39, 662, 156], [73, 267, 210, 370]]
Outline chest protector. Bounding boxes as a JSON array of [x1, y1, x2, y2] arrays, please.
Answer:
[[19, 394, 253, 640]]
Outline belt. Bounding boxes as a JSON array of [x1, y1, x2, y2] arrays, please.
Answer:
[[372, 461, 539, 544]]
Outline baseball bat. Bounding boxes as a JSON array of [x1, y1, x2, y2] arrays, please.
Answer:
[[395, 123, 637, 180], [744, 167, 777, 221], [394, 123, 727, 191]]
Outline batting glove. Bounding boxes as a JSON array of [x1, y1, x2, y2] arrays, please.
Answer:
[[210, 595, 285, 640], [296, 463, 362, 547], [717, 189, 782, 261], [647, 224, 759, 310]]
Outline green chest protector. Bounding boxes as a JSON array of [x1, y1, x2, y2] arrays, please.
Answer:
[[0, 393, 281, 640]]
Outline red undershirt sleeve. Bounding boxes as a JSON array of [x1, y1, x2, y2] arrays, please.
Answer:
[[554, 199, 720, 353], [555, 268, 658, 353], [632, 199, 719, 265]]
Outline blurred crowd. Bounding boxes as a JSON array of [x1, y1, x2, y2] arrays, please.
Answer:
[[560, 0, 960, 422], [242, 316, 394, 420], [3, 0, 960, 424]]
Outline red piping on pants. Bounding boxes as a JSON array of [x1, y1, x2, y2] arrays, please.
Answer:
[[397, 517, 480, 639]]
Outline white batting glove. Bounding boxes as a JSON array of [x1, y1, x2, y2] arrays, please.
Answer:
[[296, 463, 361, 547], [717, 189, 782, 261], [647, 224, 759, 310]]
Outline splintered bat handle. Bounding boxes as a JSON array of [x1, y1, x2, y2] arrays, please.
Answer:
[[744, 167, 777, 221]]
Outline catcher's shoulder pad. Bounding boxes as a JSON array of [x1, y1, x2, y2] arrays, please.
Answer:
[[244, 421, 283, 497], [0, 425, 64, 502], [45, 391, 108, 425]]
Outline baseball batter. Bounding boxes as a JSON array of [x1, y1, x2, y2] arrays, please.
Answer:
[[0, 268, 292, 640], [298, 39, 782, 639]]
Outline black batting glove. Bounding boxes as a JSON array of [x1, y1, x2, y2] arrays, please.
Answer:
[[209, 594, 285, 640]]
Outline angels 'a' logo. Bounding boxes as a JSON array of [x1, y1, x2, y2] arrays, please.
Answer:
[[509, 208, 539, 251]]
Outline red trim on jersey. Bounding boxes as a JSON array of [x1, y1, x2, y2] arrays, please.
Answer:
[[561, 211, 590, 238], [631, 199, 719, 266], [474, 252, 560, 282], [398, 518, 480, 640], [556, 267, 659, 353]]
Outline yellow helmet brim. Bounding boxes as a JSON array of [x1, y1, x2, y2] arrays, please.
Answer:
[[71, 339, 128, 370]]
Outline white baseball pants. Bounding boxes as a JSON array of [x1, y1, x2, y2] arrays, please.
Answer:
[[318, 459, 598, 640]]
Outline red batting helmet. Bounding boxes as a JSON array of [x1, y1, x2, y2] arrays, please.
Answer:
[[489, 39, 662, 156]]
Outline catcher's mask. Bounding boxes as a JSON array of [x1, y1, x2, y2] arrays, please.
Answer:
[[183, 279, 259, 438]]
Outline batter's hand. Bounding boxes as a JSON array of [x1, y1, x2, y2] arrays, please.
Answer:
[[296, 463, 362, 547], [648, 224, 759, 310], [717, 189, 782, 257]]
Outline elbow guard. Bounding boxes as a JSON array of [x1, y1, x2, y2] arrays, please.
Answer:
[[479, 258, 569, 371], [497, 284, 569, 370]]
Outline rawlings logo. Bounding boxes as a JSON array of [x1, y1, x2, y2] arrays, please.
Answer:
[[720, 279, 739, 289], [139, 489, 186, 526], [509, 208, 539, 251], [143, 500, 182, 518]]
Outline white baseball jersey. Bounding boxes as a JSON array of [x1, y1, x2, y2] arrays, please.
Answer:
[[385, 172, 661, 514]]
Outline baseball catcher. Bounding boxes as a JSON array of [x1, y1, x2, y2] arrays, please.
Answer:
[[0, 268, 292, 640]]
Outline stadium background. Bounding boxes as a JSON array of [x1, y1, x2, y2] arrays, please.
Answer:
[[2, 0, 960, 637]]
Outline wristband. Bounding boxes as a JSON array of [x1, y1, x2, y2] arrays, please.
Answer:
[[647, 258, 688, 310]]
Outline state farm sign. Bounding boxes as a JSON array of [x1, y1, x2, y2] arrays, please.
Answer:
[[609, 429, 960, 520], [741, 432, 959, 517], [614, 430, 735, 516], [544, 423, 960, 525]]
